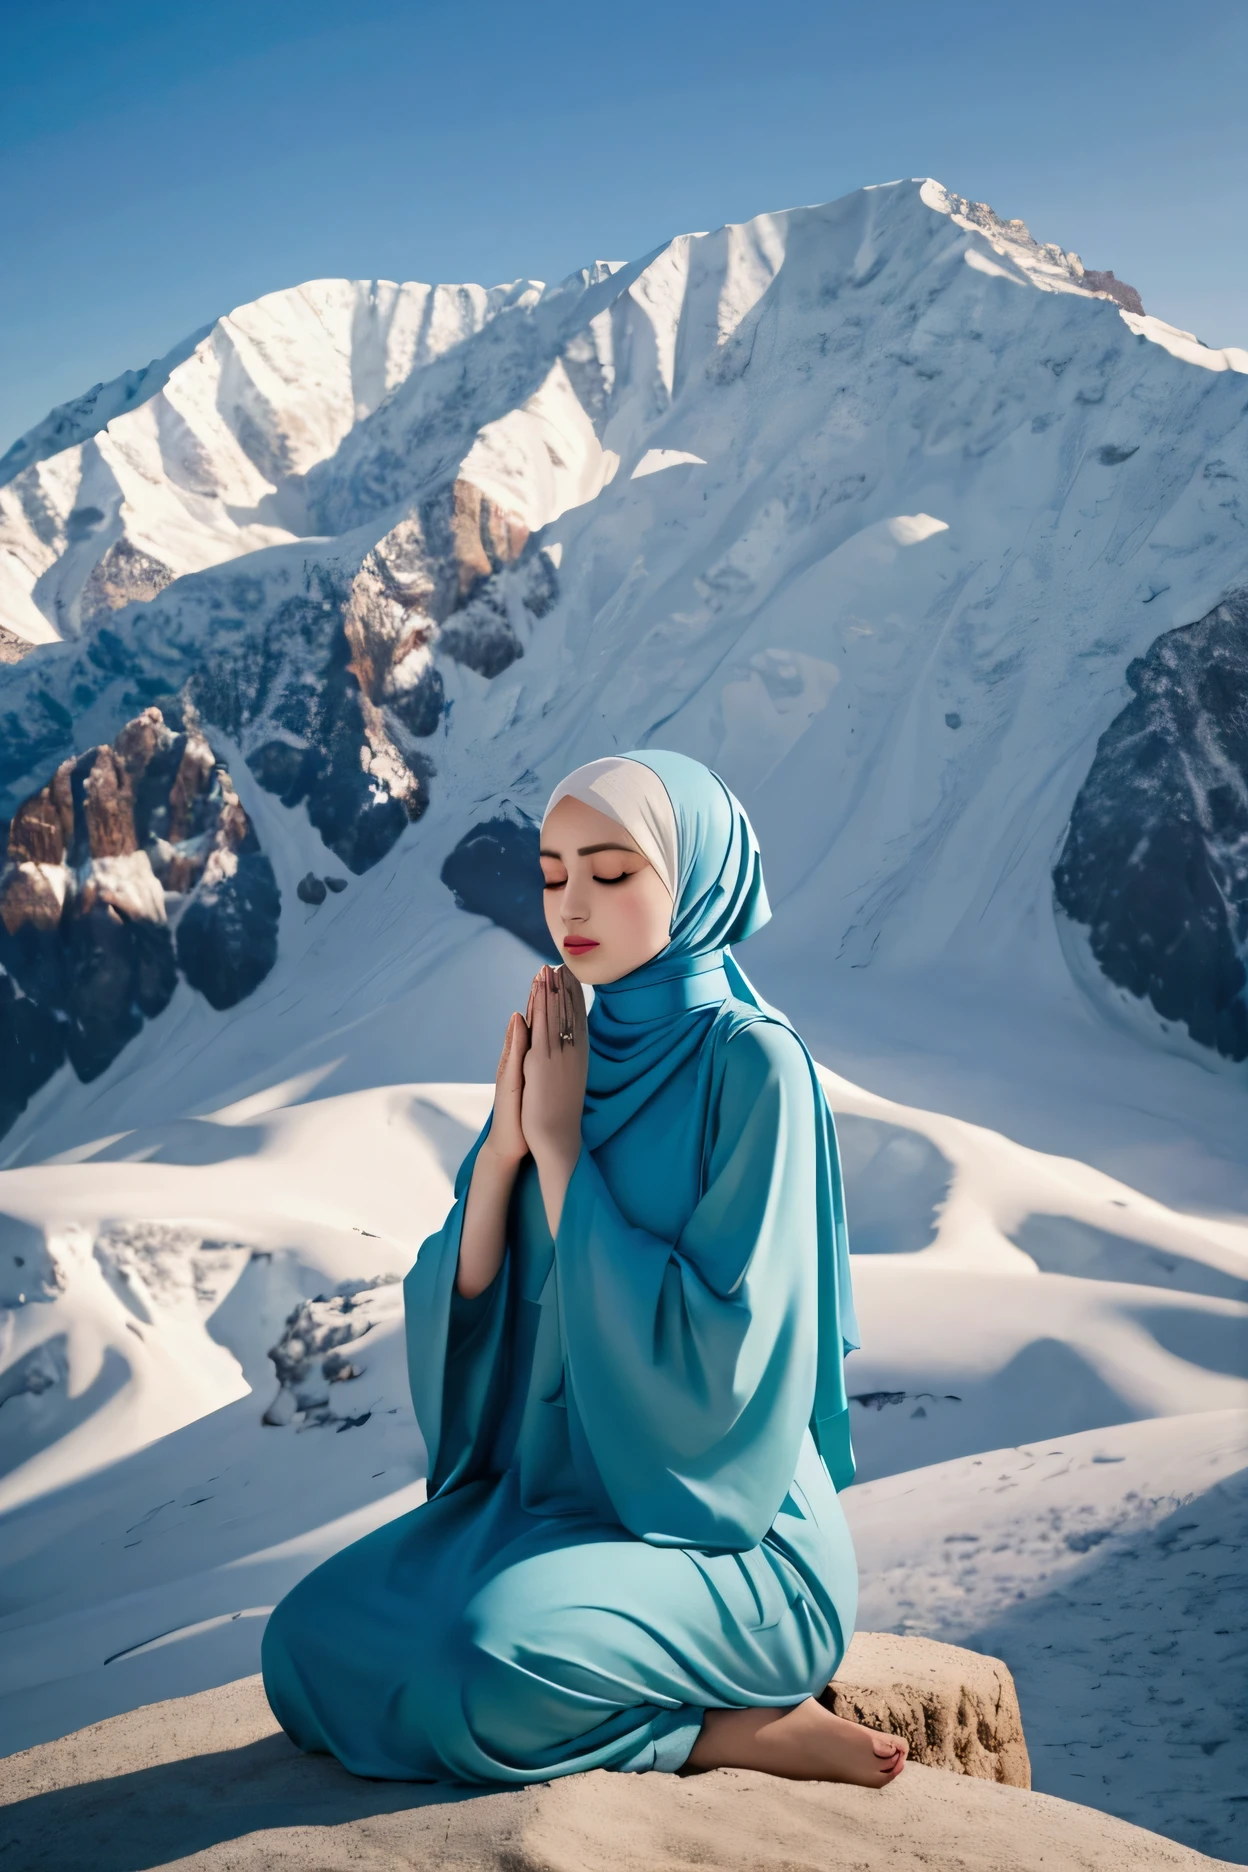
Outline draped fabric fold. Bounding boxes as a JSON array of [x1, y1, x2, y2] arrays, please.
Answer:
[[574, 749, 859, 1491], [261, 748, 860, 1785]]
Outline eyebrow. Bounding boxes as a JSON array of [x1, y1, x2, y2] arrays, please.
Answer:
[[539, 842, 642, 858]]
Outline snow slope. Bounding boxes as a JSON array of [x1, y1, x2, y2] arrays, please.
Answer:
[[0, 276, 555, 644], [847, 1409, 1248, 1860], [0, 1060, 1243, 1857], [1, 178, 1247, 1861]]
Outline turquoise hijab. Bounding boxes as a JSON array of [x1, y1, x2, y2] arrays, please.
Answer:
[[572, 749, 860, 1489]]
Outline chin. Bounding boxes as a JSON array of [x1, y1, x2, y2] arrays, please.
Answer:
[[559, 951, 611, 984]]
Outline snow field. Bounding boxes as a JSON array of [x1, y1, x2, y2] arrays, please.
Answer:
[[0, 1055, 1242, 1866]]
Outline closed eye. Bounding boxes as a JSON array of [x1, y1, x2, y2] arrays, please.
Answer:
[[540, 866, 640, 888]]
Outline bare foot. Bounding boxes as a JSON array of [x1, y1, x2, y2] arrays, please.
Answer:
[[686, 1698, 908, 1786]]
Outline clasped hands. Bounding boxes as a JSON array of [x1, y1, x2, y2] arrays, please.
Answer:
[[457, 967, 587, 1294], [484, 965, 588, 1193]]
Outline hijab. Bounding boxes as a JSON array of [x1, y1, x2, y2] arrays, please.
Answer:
[[541, 748, 861, 1487]]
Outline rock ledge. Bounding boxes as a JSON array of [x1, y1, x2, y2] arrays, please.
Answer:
[[0, 1645, 1233, 1872], [825, 1630, 1031, 1786]]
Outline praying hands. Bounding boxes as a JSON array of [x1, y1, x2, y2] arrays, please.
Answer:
[[456, 967, 587, 1296]]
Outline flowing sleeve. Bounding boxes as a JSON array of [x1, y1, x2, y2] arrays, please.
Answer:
[[403, 1124, 512, 1497], [554, 1017, 821, 1552]]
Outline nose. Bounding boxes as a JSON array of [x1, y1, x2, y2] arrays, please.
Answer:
[[561, 868, 591, 924]]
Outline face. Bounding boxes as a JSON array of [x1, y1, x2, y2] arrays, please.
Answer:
[[540, 795, 674, 985]]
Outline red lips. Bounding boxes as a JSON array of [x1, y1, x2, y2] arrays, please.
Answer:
[[563, 938, 599, 954]]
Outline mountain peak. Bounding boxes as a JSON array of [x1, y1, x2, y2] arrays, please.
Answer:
[[920, 178, 1145, 312]]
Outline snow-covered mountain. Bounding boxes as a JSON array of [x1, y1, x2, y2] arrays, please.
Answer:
[[4, 177, 1248, 1110], [1, 179, 1246, 1860]]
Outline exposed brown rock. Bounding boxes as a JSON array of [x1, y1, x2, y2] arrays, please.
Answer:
[[243, 480, 538, 872], [0, 705, 263, 930], [448, 478, 529, 595], [339, 481, 530, 737], [78, 537, 174, 623], [0, 762, 75, 933], [49, 761, 75, 847], [1081, 269, 1146, 317], [0, 718, 220, 936], [6, 780, 70, 867], [0, 706, 280, 1119], [822, 1631, 1031, 1788], [77, 746, 137, 859], [213, 768, 250, 854], [0, 624, 35, 663], [340, 589, 432, 786], [0, 862, 66, 935], [939, 194, 1146, 318], [87, 707, 250, 894], [113, 706, 169, 778], [481, 496, 530, 568], [370, 512, 438, 610], [448, 479, 496, 595], [343, 557, 409, 703], [166, 731, 218, 844]]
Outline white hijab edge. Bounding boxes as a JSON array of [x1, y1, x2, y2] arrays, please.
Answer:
[[542, 758, 679, 902]]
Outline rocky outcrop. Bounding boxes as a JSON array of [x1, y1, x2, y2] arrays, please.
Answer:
[[0, 1336, 66, 1414], [0, 1667, 1232, 1872], [334, 482, 539, 716], [0, 706, 279, 1134], [822, 1631, 1030, 1787], [261, 1275, 400, 1428], [295, 870, 348, 905], [0, 488, 555, 892], [1080, 268, 1146, 316], [1054, 591, 1248, 1060], [202, 480, 556, 876], [78, 537, 175, 626], [440, 812, 558, 958], [938, 192, 1145, 312]]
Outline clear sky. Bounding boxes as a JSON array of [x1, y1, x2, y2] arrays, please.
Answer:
[[2, 0, 1246, 448]]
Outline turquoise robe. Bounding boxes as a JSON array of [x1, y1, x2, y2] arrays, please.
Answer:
[[261, 998, 859, 1784]]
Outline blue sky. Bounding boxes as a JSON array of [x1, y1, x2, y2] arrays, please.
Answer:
[[2, 0, 1246, 447]]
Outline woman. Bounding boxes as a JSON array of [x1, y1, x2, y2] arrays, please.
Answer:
[[262, 750, 906, 1788]]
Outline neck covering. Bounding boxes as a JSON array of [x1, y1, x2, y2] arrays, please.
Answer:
[[541, 747, 860, 1487]]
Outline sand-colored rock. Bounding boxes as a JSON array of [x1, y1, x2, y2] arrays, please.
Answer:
[[0, 1669, 1232, 1872], [824, 1630, 1031, 1786]]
